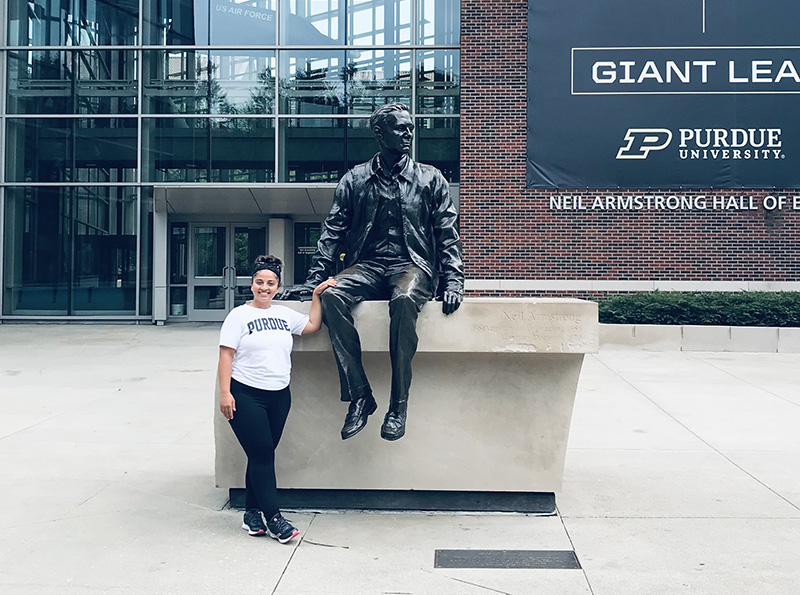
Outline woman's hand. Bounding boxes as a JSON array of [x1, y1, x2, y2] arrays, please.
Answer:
[[220, 391, 236, 420], [218, 346, 236, 418], [313, 277, 338, 296]]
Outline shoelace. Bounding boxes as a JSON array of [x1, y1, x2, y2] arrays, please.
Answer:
[[269, 515, 292, 535]]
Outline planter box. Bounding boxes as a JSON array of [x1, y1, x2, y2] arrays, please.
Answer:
[[601, 324, 800, 353]]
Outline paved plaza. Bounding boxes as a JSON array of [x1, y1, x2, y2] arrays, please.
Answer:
[[0, 323, 798, 594]]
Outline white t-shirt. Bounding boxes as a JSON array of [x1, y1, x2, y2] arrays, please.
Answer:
[[219, 303, 310, 390]]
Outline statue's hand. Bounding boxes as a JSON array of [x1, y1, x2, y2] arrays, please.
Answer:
[[275, 283, 316, 301], [440, 290, 462, 315]]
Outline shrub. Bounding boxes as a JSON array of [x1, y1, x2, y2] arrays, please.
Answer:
[[597, 292, 800, 327]]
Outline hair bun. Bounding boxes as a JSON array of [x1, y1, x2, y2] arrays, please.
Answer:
[[253, 255, 282, 273]]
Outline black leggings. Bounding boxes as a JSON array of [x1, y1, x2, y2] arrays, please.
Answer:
[[228, 378, 291, 518]]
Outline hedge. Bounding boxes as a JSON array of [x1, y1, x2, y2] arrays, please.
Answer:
[[597, 292, 800, 327]]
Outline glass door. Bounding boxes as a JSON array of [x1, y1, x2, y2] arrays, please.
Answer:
[[190, 225, 228, 321], [231, 225, 268, 308], [186, 223, 267, 321]]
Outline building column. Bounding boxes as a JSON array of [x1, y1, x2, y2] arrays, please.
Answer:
[[152, 188, 169, 324], [268, 218, 295, 285]]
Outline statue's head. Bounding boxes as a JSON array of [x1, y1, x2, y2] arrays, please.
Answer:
[[371, 102, 414, 157]]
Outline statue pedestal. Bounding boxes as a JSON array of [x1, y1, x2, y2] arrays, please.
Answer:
[[215, 298, 598, 511]]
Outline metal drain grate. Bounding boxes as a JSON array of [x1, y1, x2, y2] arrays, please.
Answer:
[[434, 549, 581, 569]]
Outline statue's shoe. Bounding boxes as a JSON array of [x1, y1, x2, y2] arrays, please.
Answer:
[[380, 410, 407, 441], [341, 395, 378, 440]]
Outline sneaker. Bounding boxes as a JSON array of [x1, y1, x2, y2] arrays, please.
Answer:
[[241, 509, 267, 536], [266, 512, 299, 544]]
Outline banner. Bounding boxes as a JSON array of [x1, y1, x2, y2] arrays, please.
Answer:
[[527, 1, 800, 188]]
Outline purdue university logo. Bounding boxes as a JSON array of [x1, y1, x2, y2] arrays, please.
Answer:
[[616, 129, 673, 159]]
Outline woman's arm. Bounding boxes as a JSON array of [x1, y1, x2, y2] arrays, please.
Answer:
[[218, 346, 236, 420], [302, 278, 338, 335]]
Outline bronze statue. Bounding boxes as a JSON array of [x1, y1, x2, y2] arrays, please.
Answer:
[[278, 103, 464, 441]]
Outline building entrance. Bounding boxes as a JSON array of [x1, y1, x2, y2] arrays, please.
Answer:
[[152, 185, 335, 324], [169, 222, 267, 322]]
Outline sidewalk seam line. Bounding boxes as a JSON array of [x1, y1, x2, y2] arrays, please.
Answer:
[[697, 352, 800, 410], [594, 353, 800, 514], [558, 509, 596, 595], [270, 512, 316, 595]]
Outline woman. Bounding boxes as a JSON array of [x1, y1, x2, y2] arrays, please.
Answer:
[[218, 255, 335, 543]]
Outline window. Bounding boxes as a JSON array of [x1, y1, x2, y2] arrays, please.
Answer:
[[3, 186, 139, 315]]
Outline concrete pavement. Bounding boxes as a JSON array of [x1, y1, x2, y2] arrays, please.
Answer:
[[0, 324, 798, 594]]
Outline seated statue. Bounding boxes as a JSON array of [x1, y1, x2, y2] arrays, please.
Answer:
[[278, 103, 464, 441]]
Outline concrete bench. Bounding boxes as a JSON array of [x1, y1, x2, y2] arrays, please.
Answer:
[[214, 297, 599, 511]]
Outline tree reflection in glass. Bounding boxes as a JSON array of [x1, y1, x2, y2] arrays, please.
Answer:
[[279, 51, 346, 114]]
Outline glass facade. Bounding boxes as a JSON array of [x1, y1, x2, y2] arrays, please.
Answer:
[[1, 0, 460, 318], [3, 186, 139, 315]]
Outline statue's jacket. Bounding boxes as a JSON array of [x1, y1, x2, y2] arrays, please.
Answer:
[[306, 154, 465, 296]]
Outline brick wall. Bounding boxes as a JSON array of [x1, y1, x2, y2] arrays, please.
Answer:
[[459, 0, 800, 294]]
